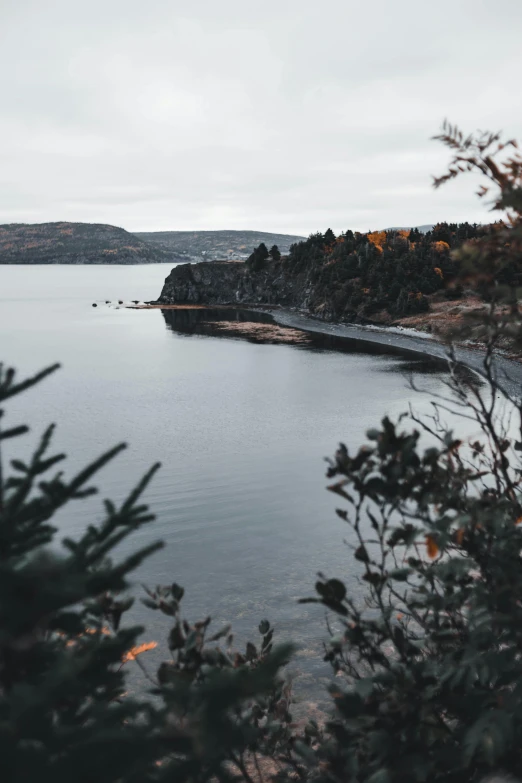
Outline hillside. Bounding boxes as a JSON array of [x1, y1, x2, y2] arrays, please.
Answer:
[[0, 222, 171, 264], [157, 223, 494, 323], [135, 229, 305, 262], [384, 224, 434, 233]]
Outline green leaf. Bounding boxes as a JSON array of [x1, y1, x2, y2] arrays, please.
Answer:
[[388, 568, 410, 581], [355, 678, 373, 698], [367, 769, 391, 783], [355, 545, 370, 562], [171, 583, 185, 601], [140, 597, 158, 610]]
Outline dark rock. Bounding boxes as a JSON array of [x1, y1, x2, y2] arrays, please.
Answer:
[[92, 303, 97, 307], [158, 261, 296, 308]]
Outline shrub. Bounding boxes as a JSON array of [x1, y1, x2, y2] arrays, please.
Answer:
[[0, 364, 293, 782], [3, 121, 522, 783]]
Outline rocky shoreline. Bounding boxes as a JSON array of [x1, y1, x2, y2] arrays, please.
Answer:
[[145, 260, 522, 396]]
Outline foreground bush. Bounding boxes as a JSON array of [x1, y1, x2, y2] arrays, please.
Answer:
[[2, 123, 522, 782], [0, 364, 294, 782]]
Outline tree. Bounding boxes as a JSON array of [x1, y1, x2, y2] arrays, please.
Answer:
[[269, 244, 281, 262], [246, 242, 269, 272], [5, 120, 522, 783], [323, 228, 336, 246], [297, 123, 522, 783], [0, 363, 293, 782]]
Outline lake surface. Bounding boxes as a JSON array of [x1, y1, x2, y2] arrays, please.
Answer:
[[0, 263, 457, 702]]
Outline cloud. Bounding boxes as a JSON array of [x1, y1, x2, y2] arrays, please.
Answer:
[[1, 0, 521, 233]]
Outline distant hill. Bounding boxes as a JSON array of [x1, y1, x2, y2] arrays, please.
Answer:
[[0, 222, 171, 264], [383, 224, 434, 233], [135, 230, 306, 262]]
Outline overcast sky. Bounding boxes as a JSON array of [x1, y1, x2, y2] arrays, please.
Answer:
[[1, 0, 521, 235]]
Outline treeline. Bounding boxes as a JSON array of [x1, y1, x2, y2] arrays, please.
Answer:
[[248, 222, 505, 319]]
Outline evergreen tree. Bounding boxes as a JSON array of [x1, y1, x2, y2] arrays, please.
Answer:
[[0, 363, 292, 782], [0, 363, 166, 782], [246, 242, 269, 271], [269, 244, 281, 262], [323, 228, 336, 246]]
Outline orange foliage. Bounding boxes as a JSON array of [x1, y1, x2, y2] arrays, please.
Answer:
[[63, 626, 111, 648], [455, 528, 465, 545], [434, 267, 444, 278], [516, 516, 522, 525], [397, 229, 410, 240], [122, 641, 157, 663], [433, 241, 450, 253], [362, 288, 370, 294], [367, 231, 386, 248], [426, 535, 439, 559]]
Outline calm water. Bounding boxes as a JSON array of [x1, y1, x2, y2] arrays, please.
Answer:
[[0, 263, 455, 700]]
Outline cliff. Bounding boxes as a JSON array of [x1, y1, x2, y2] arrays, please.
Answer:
[[0, 222, 171, 264], [156, 223, 492, 328], [157, 260, 302, 308]]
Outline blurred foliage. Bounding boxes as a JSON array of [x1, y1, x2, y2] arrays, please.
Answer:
[[0, 364, 295, 782], [3, 122, 522, 783]]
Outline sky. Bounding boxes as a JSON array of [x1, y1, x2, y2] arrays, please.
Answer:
[[1, 0, 522, 236]]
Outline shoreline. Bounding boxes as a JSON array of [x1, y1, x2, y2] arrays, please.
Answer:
[[134, 302, 522, 396], [270, 308, 522, 397]]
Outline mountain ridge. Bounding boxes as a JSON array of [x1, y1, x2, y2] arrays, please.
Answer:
[[135, 229, 306, 262], [0, 221, 166, 264], [0, 222, 440, 265], [0, 222, 306, 264]]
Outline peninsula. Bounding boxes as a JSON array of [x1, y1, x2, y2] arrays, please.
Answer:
[[156, 223, 498, 340]]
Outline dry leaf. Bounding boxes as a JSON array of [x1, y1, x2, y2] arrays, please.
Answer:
[[426, 535, 439, 559], [122, 641, 157, 663]]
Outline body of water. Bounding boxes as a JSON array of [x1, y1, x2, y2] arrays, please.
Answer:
[[1, 263, 456, 701]]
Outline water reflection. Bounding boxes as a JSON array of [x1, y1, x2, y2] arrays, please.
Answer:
[[161, 306, 452, 375]]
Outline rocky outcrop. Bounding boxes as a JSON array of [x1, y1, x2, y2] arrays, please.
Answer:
[[158, 261, 299, 307], [158, 257, 353, 323]]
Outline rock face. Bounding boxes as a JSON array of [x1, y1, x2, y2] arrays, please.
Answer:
[[158, 261, 298, 307], [158, 258, 350, 322]]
